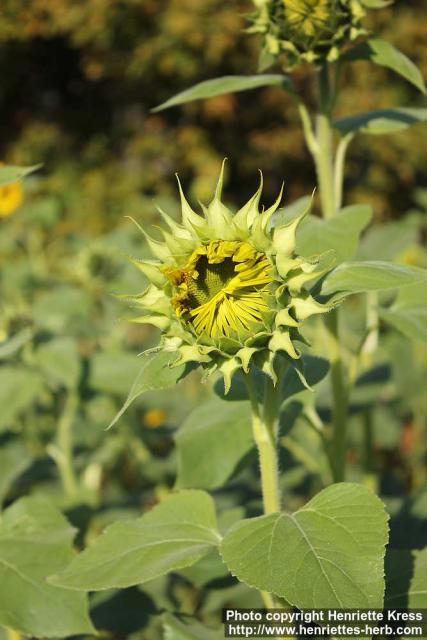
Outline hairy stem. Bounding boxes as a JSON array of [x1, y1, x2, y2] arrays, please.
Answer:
[[325, 311, 349, 483], [314, 113, 336, 219], [334, 133, 354, 211], [245, 374, 281, 515]]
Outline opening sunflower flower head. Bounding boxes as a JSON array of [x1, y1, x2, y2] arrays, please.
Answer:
[[250, 0, 367, 69], [128, 162, 335, 391]]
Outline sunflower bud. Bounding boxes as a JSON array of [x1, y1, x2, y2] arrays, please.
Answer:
[[128, 163, 335, 391], [251, 0, 367, 69]]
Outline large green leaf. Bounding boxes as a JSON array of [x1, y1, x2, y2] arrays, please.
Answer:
[[153, 75, 293, 112], [0, 164, 41, 187], [50, 490, 221, 590], [0, 366, 44, 431], [0, 442, 32, 505], [175, 399, 252, 490], [380, 282, 427, 342], [297, 205, 372, 264], [385, 548, 427, 608], [0, 496, 94, 637], [221, 483, 389, 608], [107, 351, 188, 428], [342, 39, 426, 93], [334, 107, 427, 136], [321, 261, 427, 298], [357, 218, 419, 261]]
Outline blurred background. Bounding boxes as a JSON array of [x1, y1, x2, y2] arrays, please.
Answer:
[[0, 1, 427, 637]]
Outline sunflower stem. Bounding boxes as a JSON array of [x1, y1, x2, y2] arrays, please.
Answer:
[[47, 391, 79, 499], [245, 373, 281, 515], [325, 310, 349, 483], [334, 133, 354, 211], [298, 63, 350, 481], [314, 112, 336, 219]]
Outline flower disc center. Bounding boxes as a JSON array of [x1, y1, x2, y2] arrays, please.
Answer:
[[283, 0, 332, 37], [185, 255, 237, 308]]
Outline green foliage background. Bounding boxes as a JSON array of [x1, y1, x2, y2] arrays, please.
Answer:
[[1, 0, 427, 223]]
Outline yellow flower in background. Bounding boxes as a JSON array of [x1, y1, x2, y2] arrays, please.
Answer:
[[143, 409, 168, 429], [0, 181, 23, 218]]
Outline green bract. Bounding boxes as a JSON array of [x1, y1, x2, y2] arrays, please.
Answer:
[[251, 0, 368, 69], [129, 163, 334, 390]]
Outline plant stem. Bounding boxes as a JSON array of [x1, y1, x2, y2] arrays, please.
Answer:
[[47, 391, 79, 499], [297, 64, 351, 481], [314, 113, 336, 219], [325, 311, 349, 483], [334, 133, 353, 211], [298, 103, 318, 157], [245, 374, 281, 515]]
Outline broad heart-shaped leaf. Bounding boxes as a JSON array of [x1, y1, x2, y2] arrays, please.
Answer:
[[0, 496, 94, 637], [334, 107, 427, 136], [50, 490, 221, 591], [220, 483, 389, 609], [341, 39, 426, 94], [175, 399, 253, 490], [321, 261, 427, 298], [385, 548, 427, 608], [380, 282, 427, 343], [108, 350, 187, 428], [0, 164, 41, 186], [296, 205, 372, 264], [357, 217, 419, 262], [152, 74, 293, 112]]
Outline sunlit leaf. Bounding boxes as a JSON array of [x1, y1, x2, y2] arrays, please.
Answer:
[[175, 399, 252, 490], [334, 108, 427, 135], [153, 75, 293, 112], [0, 164, 41, 187], [107, 351, 188, 428], [50, 491, 221, 590], [0, 496, 94, 637], [297, 205, 372, 263], [341, 39, 426, 93], [380, 282, 427, 342], [221, 483, 389, 608], [321, 261, 427, 298]]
